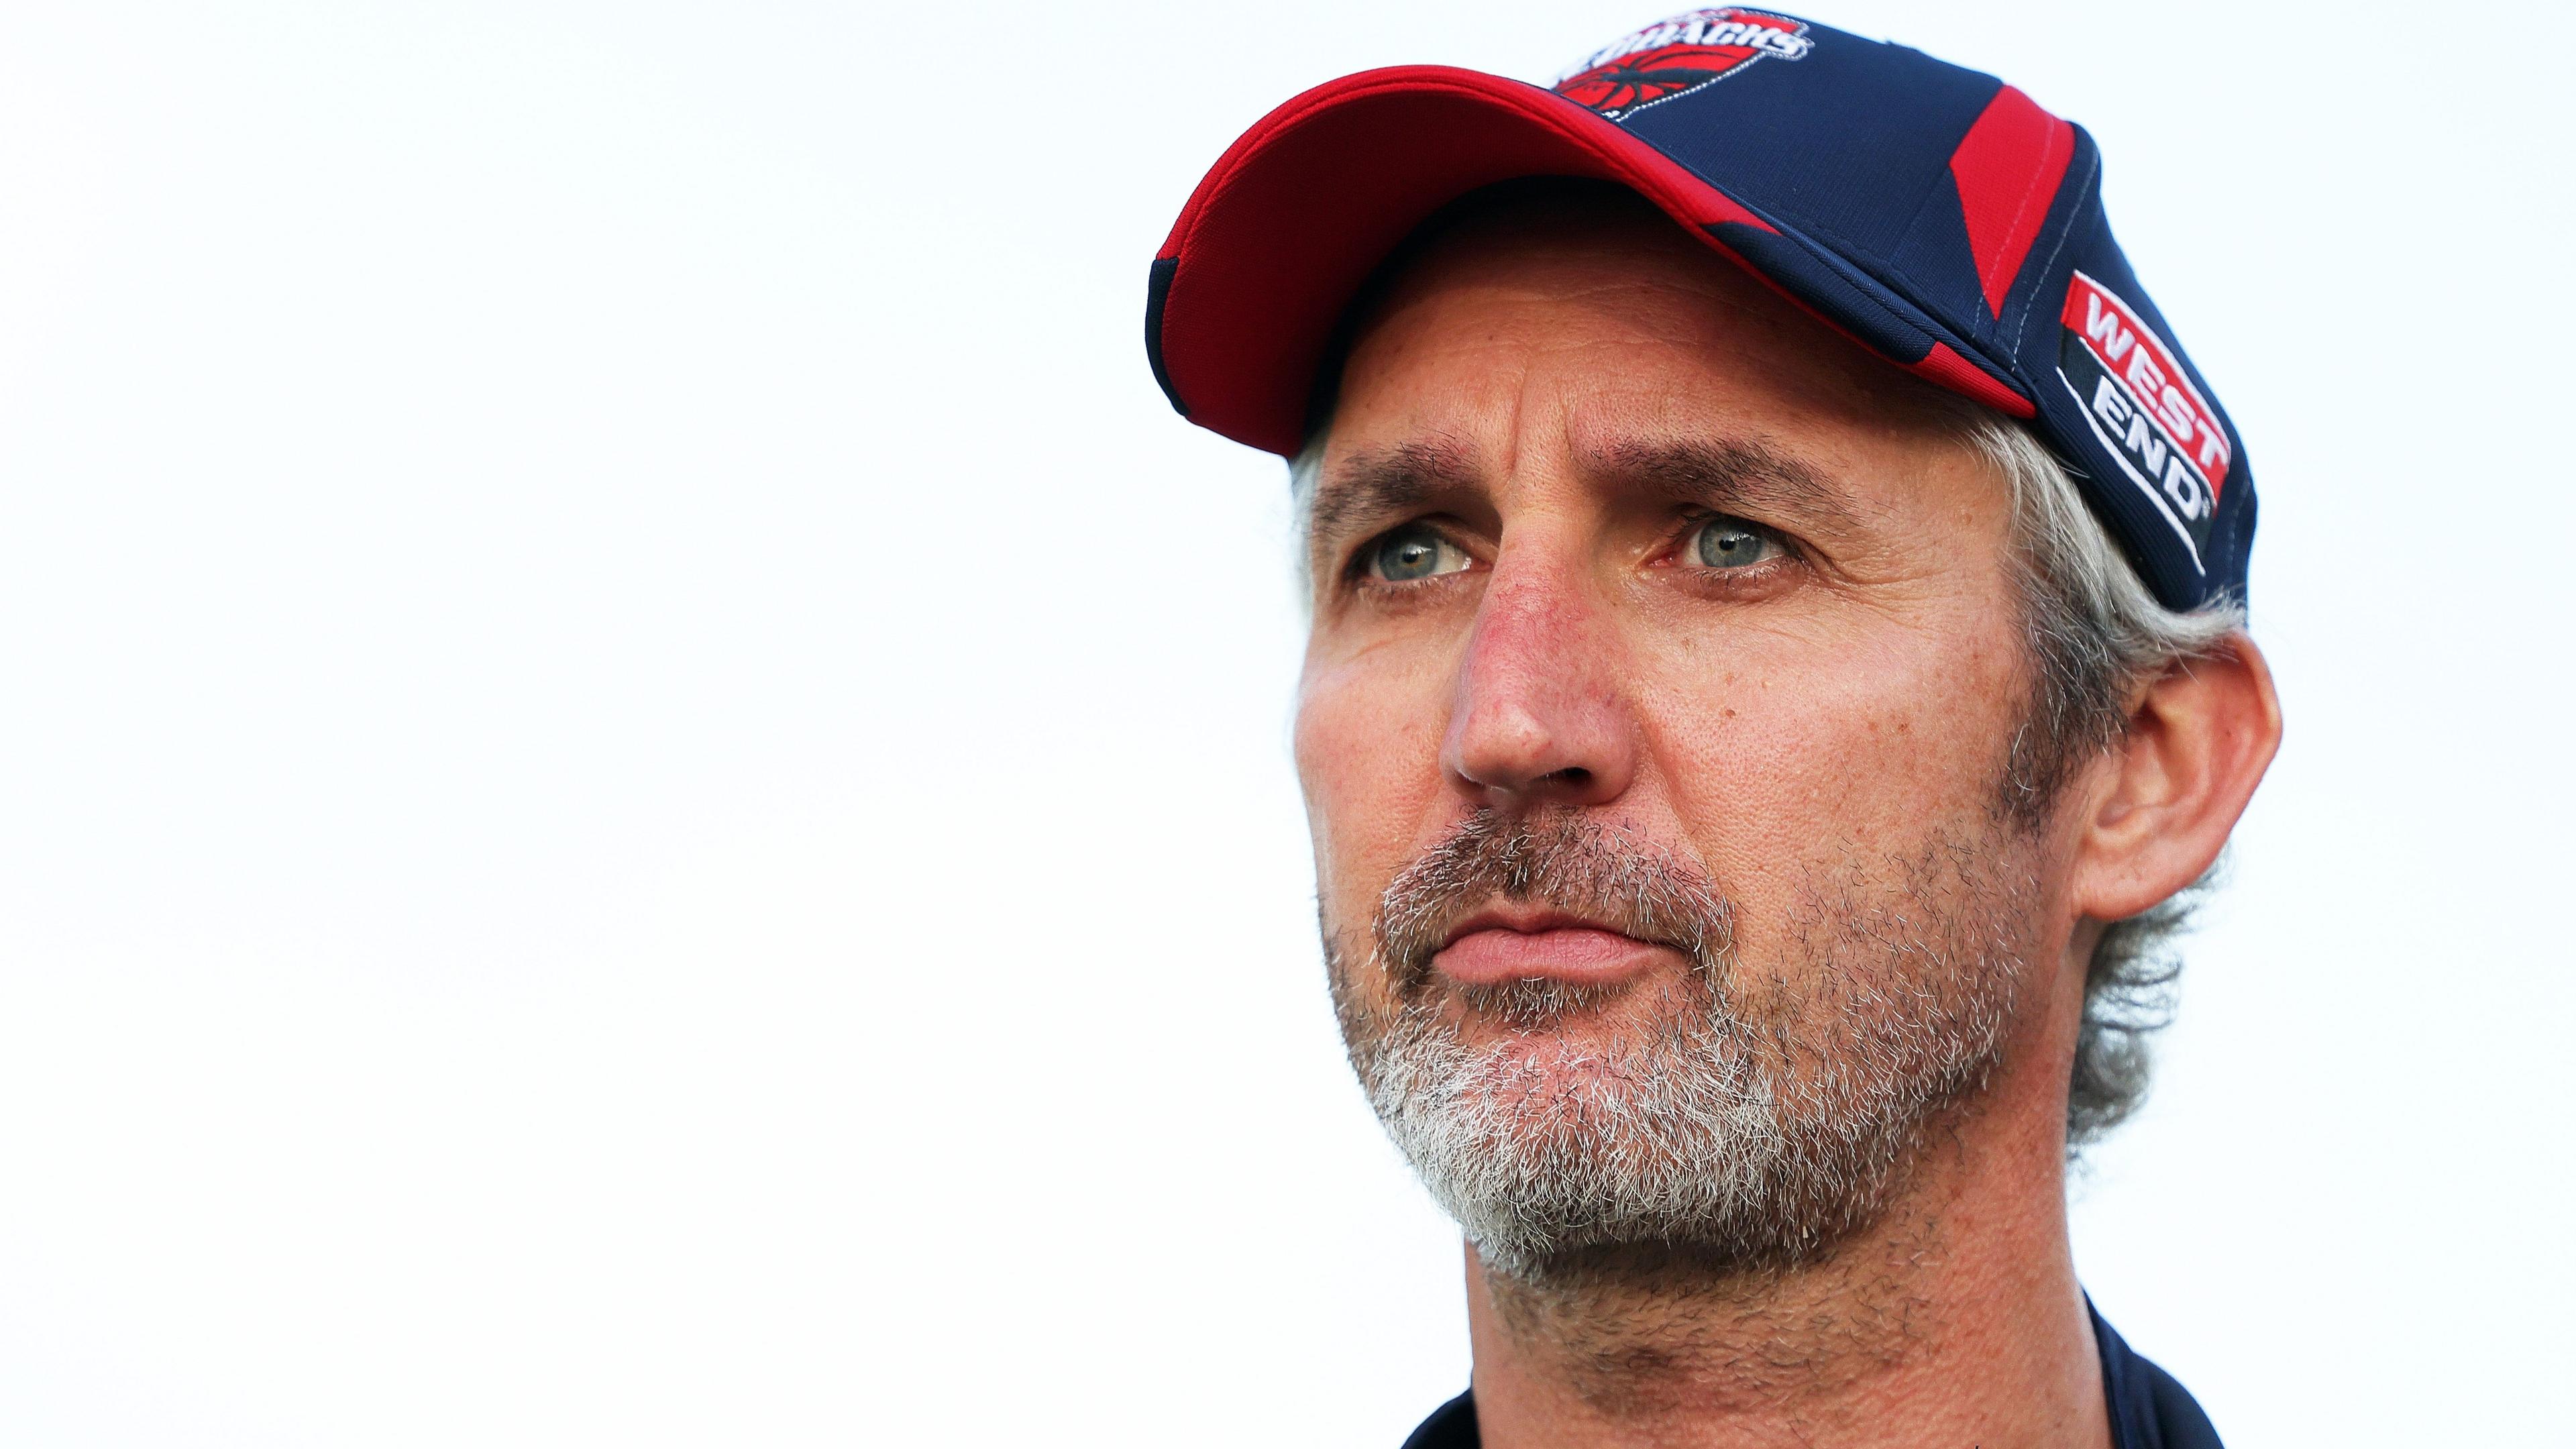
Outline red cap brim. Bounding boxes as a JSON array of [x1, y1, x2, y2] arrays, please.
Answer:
[[1149, 66, 1787, 458]]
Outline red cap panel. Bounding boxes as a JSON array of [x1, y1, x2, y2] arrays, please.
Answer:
[[1948, 85, 2077, 319]]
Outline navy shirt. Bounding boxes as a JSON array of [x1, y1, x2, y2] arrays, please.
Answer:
[[1401, 1302, 2221, 1448]]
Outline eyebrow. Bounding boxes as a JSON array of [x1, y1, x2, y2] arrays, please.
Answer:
[[1302, 433, 1872, 559], [1600, 437, 1867, 536], [1305, 439, 1480, 544]]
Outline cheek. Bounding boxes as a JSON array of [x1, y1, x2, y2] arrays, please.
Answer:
[[1638, 621, 2027, 881], [1293, 645, 1456, 932]]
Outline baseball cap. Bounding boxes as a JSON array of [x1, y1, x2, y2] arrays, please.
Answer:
[[1142, 8, 2253, 610]]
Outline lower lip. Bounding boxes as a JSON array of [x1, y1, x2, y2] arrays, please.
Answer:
[[1433, 926, 1670, 987]]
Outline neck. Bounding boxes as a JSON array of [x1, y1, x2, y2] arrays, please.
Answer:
[[1461, 1042, 2108, 1449]]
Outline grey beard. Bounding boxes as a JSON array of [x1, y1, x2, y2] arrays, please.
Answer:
[[1330, 810, 2029, 1288]]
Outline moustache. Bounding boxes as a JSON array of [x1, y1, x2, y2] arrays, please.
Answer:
[[1370, 810, 1736, 998]]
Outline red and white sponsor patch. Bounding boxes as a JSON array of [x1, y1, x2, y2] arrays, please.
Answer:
[[1553, 8, 1813, 119], [2055, 272, 2229, 568], [2061, 274, 2229, 491]]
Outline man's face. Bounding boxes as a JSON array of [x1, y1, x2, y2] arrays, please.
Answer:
[[1294, 200, 2080, 1281]]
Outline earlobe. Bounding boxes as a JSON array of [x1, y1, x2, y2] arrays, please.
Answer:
[[2070, 635, 2284, 924]]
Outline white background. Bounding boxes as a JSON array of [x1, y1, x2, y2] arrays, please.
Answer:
[[0, 1, 2564, 1444]]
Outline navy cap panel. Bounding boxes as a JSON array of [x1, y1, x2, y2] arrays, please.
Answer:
[[1621, 28, 2002, 268], [1705, 221, 1934, 362], [1144, 257, 1185, 417], [2222, 471, 2255, 612], [1704, 216, 2030, 405], [1601, 17, 2017, 374], [1887, 168, 2000, 350]]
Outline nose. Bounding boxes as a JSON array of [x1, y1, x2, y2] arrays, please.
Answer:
[[1440, 552, 1637, 810]]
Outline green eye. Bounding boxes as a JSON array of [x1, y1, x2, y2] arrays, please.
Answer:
[[1369, 524, 1469, 582], [1692, 516, 1781, 570]]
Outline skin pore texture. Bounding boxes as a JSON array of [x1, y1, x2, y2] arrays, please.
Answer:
[[1292, 197, 2281, 1449]]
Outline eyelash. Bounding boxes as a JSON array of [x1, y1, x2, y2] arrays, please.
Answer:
[[1342, 521, 1473, 592], [1662, 511, 1800, 572]]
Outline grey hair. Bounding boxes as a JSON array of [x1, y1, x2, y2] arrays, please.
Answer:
[[1964, 414, 2243, 1146], [1289, 414, 2245, 1148], [1287, 439, 1330, 608]]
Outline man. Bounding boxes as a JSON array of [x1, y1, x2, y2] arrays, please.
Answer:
[[1144, 11, 2279, 1447]]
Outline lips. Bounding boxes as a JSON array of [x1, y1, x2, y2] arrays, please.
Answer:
[[1431, 906, 1678, 988]]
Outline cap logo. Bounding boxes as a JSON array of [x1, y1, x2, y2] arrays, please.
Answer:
[[2055, 272, 2229, 570], [1553, 9, 1813, 120]]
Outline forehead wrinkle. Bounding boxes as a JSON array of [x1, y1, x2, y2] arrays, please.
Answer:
[[1597, 437, 1870, 536], [1309, 437, 1481, 542]]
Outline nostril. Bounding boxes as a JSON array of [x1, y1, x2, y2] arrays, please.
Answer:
[[1541, 767, 1593, 788]]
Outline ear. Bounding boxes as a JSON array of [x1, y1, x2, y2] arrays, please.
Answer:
[[2069, 634, 2284, 923]]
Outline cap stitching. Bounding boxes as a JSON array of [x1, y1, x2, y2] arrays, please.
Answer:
[[1997, 143, 2098, 367]]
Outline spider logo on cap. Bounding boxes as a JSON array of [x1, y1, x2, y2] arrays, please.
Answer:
[[1553, 8, 1814, 119]]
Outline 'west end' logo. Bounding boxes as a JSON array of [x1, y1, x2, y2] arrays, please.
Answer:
[[2055, 272, 2230, 571], [1553, 9, 1813, 120]]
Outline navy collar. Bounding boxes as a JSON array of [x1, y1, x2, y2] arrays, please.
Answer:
[[1401, 1301, 2221, 1448]]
